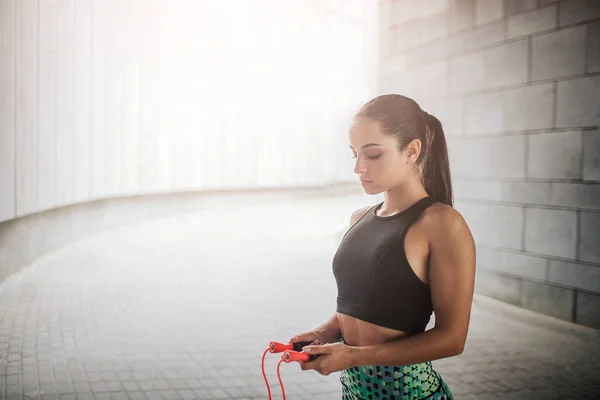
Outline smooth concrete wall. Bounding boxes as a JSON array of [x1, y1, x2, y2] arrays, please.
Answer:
[[0, 0, 379, 223], [379, 0, 600, 328]]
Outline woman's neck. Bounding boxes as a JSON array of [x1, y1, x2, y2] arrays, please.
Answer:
[[381, 180, 429, 216]]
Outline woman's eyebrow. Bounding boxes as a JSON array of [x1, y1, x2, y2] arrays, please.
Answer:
[[349, 143, 382, 150]]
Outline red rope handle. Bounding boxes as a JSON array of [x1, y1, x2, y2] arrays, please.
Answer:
[[261, 348, 273, 400], [277, 358, 286, 400]]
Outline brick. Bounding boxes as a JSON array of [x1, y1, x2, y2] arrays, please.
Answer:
[[452, 20, 505, 53], [508, 6, 558, 38], [548, 259, 600, 292], [461, 203, 523, 248], [379, 70, 418, 100], [528, 131, 583, 179], [559, 0, 600, 26], [90, 381, 109, 392], [486, 136, 527, 178], [380, 52, 408, 75], [380, 1, 393, 28], [423, 97, 463, 136], [476, 246, 500, 269], [502, 181, 552, 204], [557, 76, 600, 128], [450, 0, 476, 32], [588, 21, 600, 73], [421, 11, 451, 43], [502, 251, 548, 280], [121, 381, 140, 391], [532, 26, 587, 80], [465, 91, 502, 134], [447, 137, 466, 174], [478, 247, 548, 280], [209, 388, 229, 399], [550, 182, 600, 210], [455, 180, 551, 204], [475, 270, 521, 305], [580, 211, 600, 263], [525, 208, 578, 258], [456, 136, 526, 179], [177, 390, 196, 400], [477, 0, 504, 25], [465, 83, 554, 134], [583, 131, 600, 181], [482, 39, 529, 89], [506, 0, 538, 14], [393, 19, 422, 51], [380, 33, 392, 61], [414, 60, 447, 100], [392, 10, 449, 52], [449, 52, 484, 94], [454, 180, 503, 201], [406, 38, 450, 67], [519, 280, 575, 321], [159, 390, 180, 400], [576, 291, 600, 329], [390, 0, 450, 26]]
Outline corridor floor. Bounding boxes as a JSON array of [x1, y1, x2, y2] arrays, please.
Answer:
[[1, 195, 599, 399]]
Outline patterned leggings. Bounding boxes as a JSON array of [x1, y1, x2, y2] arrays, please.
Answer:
[[340, 362, 453, 400]]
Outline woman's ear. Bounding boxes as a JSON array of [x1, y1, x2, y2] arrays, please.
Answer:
[[404, 138, 422, 164]]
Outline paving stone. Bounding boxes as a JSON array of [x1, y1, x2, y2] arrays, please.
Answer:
[[0, 197, 599, 399]]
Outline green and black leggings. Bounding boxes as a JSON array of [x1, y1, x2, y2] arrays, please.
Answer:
[[337, 338, 453, 399], [340, 362, 453, 399]]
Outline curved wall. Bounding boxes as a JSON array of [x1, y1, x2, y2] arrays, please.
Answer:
[[0, 0, 379, 223]]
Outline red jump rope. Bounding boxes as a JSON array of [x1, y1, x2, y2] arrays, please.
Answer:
[[262, 340, 320, 399]]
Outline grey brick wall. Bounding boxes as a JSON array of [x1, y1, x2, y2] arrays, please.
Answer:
[[380, 0, 600, 328]]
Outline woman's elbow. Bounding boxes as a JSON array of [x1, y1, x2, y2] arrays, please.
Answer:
[[449, 333, 467, 356], [451, 339, 465, 356], [435, 325, 468, 356]]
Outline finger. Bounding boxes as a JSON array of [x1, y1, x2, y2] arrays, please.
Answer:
[[300, 359, 319, 371], [290, 333, 314, 343], [302, 344, 332, 355]]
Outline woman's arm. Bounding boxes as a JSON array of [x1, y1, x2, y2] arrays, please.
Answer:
[[348, 205, 476, 367], [314, 314, 342, 343]]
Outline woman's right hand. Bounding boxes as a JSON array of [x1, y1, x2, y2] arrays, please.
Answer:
[[289, 330, 323, 345]]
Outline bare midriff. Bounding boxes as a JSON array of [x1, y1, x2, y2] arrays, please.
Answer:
[[337, 313, 411, 346]]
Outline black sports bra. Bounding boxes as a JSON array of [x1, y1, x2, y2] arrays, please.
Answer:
[[332, 196, 436, 334]]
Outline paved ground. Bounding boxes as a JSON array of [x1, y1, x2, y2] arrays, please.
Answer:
[[1, 195, 599, 400]]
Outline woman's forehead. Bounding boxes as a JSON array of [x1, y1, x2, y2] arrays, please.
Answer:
[[349, 118, 393, 144]]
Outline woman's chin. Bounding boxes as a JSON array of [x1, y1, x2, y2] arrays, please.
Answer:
[[361, 182, 380, 195]]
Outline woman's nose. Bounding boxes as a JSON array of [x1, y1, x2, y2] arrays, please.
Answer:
[[354, 159, 366, 174]]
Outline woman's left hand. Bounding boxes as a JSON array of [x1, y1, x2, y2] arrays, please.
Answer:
[[299, 342, 356, 375]]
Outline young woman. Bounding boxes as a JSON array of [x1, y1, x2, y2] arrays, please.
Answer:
[[290, 94, 476, 399]]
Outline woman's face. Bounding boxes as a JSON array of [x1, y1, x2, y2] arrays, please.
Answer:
[[349, 117, 418, 195]]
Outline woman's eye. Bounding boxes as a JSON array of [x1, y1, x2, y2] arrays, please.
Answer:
[[367, 154, 382, 160]]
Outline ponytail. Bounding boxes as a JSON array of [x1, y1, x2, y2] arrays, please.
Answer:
[[422, 112, 453, 207]]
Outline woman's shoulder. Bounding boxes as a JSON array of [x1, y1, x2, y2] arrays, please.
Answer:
[[349, 205, 375, 226], [421, 202, 473, 242]]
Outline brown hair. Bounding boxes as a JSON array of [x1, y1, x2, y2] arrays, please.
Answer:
[[356, 94, 453, 206]]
